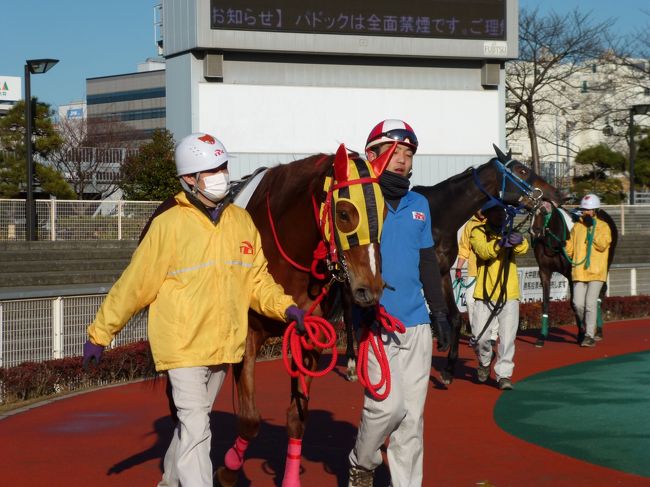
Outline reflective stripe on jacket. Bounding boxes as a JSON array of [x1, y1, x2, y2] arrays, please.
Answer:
[[88, 192, 295, 371], [470, 225, 529, 301], [457, 215, 484, 277], [566, 216, 611, 282]]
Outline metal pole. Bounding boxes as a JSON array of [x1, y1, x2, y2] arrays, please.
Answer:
[[629, 108, 636, 206], [24, 64, 37, 241]]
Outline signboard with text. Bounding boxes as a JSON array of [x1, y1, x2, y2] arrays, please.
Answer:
[[453, 267, 570, 314], [0, 76, 22, 102], [210, 0, 506, 40]]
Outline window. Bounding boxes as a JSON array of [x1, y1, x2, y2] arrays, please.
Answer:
[[581, 81, 588, 93]]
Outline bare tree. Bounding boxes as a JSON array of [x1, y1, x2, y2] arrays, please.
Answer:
[[51, 115, 139, 200], [506, 8, 615, 173]]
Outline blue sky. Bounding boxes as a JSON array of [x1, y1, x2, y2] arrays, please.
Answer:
[[1, 0, 648, 112]]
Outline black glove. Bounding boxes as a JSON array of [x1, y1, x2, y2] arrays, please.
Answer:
[[454, 268, 463, 280], [285, 305, 307, 335], [432, 311, 451, 352], [582, 215, 593, 227]]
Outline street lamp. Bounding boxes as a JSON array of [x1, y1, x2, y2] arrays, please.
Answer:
[[24, 58, 58, 241], [629, 103, 650, 205]]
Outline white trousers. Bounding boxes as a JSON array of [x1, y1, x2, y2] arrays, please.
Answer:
[[158, 365, 228, 487], [572, 281, 604, 338], [349, 324, 432, 487], [471, 300, 519, 381], [466, 278, 498, 341]]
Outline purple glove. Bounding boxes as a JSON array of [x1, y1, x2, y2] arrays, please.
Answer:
[[507, 232, 524, 246], [285, 306, 307, 335], [83, 340, 104, 370]]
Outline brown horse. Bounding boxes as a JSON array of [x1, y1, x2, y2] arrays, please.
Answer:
[[216, 145, 394, 487], [529, 204, 618, 347], [344, 148, 564, 385]]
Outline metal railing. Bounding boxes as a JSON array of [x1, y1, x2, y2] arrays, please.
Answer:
[[2, 264, 647, 369], [0, 199, 160, 241], [2, 200, 650, 241]]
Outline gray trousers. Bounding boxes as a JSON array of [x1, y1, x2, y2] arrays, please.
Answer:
[[349, 323, 432, 487], [572, 281, 604, 338], [471, 300, 519, 381], [465, 279, 499, 341], [158, 364, 228, 487]]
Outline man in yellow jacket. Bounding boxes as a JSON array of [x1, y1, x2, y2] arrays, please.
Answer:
[[82, 133, 304, 487], [469, 200, 528, 390], [566, 193, 612, 348]]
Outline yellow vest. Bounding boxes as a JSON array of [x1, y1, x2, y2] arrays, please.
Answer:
[[470, 224, 529, 301], [566, 216, 612, 282], [457, 215, 485, 277], [88, 192, 295, 371]]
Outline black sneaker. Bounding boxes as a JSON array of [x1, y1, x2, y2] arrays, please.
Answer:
[[581, 336, 596, 348], [498, 378, 514, 390]]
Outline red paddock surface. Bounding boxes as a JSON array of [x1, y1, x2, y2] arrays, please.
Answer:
[[1, 319, 650, 487]]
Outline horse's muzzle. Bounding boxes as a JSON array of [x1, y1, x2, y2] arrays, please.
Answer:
[[352, 286, 380, 307]]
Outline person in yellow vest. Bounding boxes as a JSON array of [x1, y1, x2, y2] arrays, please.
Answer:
[[469, 200, 528, 390], [82, 133, 305, 487], [565, 193, 612, 348]]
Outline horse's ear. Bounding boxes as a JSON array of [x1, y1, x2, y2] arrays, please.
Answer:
[[334, 143, 350, 182], [370, 141, 398, 177], [507, 148, 512, 160], [493, 143, 508, 163]]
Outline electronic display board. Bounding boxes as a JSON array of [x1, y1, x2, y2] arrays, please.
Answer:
[[210, 0, 506, 40]]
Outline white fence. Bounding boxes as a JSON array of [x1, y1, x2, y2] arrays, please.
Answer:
[[2, 200, 650, 241], [0, 199, 160, 241], [2, 264, 648, 369], [0, 294, 147, 368]]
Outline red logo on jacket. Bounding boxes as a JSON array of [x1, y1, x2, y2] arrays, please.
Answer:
[[240, 241, 254, 255], [412, 211, 425, 221]]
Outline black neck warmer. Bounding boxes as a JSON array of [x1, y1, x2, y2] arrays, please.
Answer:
[[379, 171, 410, 207]]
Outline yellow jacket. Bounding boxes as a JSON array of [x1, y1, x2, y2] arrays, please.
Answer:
[[470, 224, 529, 301], [566, 216, 611, 282], [457, 215, 485, 277], [88, 192, 295, 371]]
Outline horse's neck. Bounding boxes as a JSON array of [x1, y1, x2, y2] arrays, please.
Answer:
[[424, 165, 493, 234]]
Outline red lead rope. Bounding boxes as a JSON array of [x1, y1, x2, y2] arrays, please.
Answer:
[[282, 286, 338, 399], [357, 305, 406, 401]]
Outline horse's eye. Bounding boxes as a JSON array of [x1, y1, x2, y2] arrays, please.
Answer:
[[339, 211, 350, 222]]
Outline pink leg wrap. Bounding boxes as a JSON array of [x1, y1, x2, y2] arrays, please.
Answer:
[[224, 436, 249, 471], [281, 438, 302, 487]]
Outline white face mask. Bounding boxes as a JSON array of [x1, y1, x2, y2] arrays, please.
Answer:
[[199, 171, 230, 202]]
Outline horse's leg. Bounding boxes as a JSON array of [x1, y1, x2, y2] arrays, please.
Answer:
[[441, 274, 459, 385], [535, 268, 552, 348], [281, 348, 321, 487], [216, 328, 266, 487], [342, 291, 358, 382]]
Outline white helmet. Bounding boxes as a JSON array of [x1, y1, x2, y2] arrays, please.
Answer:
[[175, 133, 228, 176], [580, 193, 601, 209]]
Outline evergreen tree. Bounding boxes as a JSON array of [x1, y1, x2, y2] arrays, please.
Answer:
[[572, 143, 626, 204], [0, 99, 75, 199], [120, 129, 179, 201]]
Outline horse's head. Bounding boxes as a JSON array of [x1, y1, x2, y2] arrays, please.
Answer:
[[319, 144, 394, 307], [492, 145, 564, 209], [529, 200, 555, 241]]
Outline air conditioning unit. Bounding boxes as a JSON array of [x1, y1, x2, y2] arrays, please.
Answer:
[[481, 62, 500, 87], [204, 53, 224, 81]]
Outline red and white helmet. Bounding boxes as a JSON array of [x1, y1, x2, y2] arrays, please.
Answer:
[[365, 119, 418, 153], [580, 193, 601, 210], [175, 132, 229, 176]]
